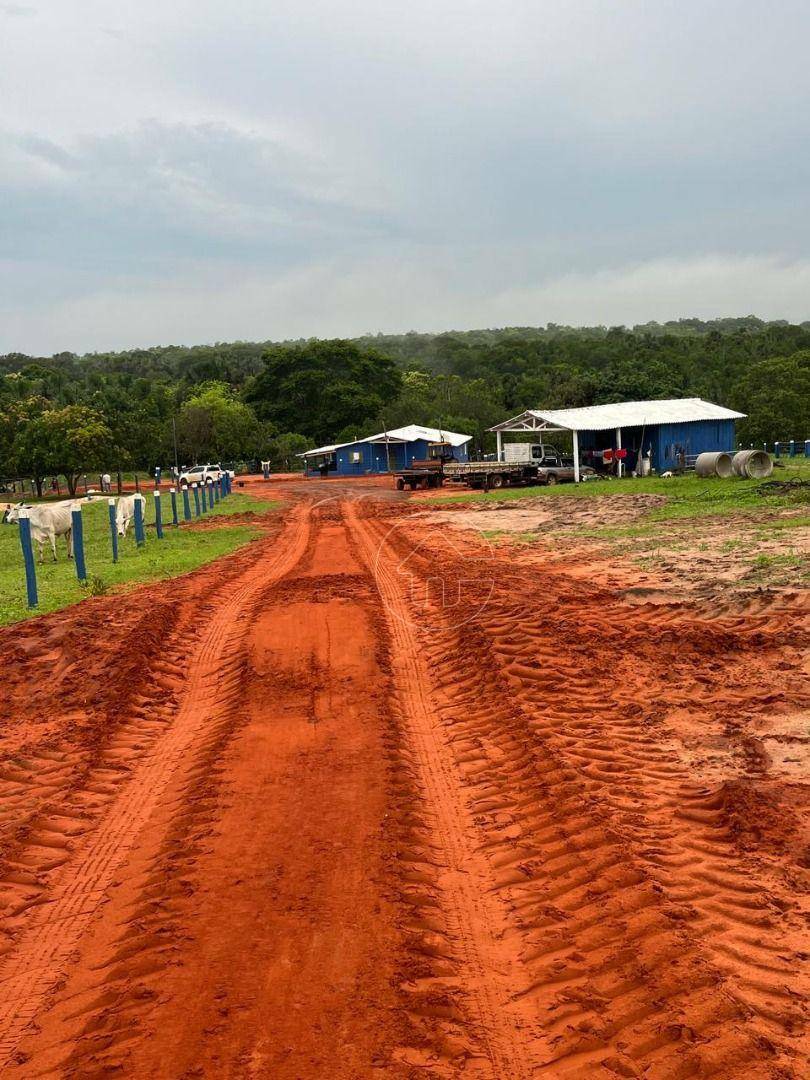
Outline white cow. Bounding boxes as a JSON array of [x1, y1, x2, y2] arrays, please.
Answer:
[[4, 500, 83, 562], [115, 493, 147, 537]]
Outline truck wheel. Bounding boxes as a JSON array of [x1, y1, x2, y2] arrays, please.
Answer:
[[490, 474, 504, 489], [546, 473, 558, 485], [396, 478, 405, 490]]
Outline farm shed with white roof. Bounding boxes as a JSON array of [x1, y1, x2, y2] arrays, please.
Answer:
[[300, 424, 472, 476], [489, 398, 746, 480]]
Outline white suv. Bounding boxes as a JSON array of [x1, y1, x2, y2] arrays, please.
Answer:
[[179, 463, 233, 487]]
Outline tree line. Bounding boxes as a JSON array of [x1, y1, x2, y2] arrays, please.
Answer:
[[1, 317, 809, 492]]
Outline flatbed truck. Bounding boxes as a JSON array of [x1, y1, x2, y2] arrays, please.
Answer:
[[393, 443, 590, 491], [443, 452, 585, 489], [393, 457, 446, 490]]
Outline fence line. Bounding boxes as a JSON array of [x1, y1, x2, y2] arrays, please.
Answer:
[[8, 472, 233, 614]]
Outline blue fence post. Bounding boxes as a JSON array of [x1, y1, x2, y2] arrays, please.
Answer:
[[774, 441, 782, 458], [18, 512, 38, 608], [170, 487, 178, 526], [154, 491, 164, 539], [134, 495, 145, 546], [193, 483, 201, 517], [789, 439, 796, 458], [182, 485, 192, 521], [219, 474, 225, 499], [212, 477, 220, 505], [805, 440, 810, 459], [201, 481, 208, 512], [108, 498, 118, 563], [71, 507, 87, 582]]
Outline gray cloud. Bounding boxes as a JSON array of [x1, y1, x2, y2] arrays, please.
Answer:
[[1, 1, 809, 353]]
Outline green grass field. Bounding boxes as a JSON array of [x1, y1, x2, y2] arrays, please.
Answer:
[[435, 459, 810, 522], [0, 492, 276, 627]]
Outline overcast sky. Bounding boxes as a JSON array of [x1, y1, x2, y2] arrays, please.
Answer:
[[2, 0, 809, 354]]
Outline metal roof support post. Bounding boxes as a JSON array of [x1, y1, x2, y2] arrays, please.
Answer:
[[616, 428, 622, 478], [496, 430, 503, 462], [573, 430, 580, 483]]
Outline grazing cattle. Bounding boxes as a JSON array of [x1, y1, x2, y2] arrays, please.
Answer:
[[4, 500, 83, 562], [115, 493, 146, 537]]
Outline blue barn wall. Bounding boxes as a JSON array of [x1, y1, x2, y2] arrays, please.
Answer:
[[578, 419, 737, 472], [653, 419, 735, 471], [306, 437, 469, 476]]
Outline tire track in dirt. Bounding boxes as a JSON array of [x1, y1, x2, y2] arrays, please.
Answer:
[[469, 584, 810, 1061], [346, 500, 537, 1078], [9, 495, 467, 1078], [0, 503, 312, 1067], [0, 500, 284, 956], [352, 503, 808, 1078]]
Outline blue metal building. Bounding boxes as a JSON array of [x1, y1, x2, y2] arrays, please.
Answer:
[[490, 398, 746, 479], [301, 424, 472, 477]]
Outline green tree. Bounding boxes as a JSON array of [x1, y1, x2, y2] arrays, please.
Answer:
[[0, 396, 51, 491], [176, 382, 262, 462], [733, 351, 810, 446], [245, 340, 402, 444], [13, 405, 114, 496], [266, 432, 310, 472]]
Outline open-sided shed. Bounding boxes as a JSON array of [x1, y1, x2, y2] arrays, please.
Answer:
[[489, 398, 746, 481]]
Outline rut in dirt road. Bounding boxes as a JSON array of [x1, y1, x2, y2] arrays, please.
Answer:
[[348, 501, 535, 1077], [4, 495, 464, 1078], [0, 503, 312, 1068], [352, 501, 809, 1079]]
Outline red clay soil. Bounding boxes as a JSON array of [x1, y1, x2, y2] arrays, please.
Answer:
[[0, 480, 807, 1078]]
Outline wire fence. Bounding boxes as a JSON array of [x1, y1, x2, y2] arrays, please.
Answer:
[[10, 473, 233, 611]]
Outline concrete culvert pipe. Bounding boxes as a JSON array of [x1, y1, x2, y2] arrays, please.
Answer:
[[695, 452, 734, 478], [732, 449, 774, 479]]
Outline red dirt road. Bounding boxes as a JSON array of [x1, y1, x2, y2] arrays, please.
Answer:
[[0, 481, 807, 1078]]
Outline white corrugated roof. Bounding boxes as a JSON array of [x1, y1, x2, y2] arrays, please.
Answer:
[[370, 424, 471, 447], [491, 398, 745, 433], [301, 424, 471, 457]]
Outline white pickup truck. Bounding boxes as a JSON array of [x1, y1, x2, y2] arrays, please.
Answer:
[[178, 463, 235, 487]]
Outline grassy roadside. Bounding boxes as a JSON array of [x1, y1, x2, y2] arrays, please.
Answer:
[[432, 460, 810, 522], [0, 493, 277, 627], [459, 463, 810, 590]]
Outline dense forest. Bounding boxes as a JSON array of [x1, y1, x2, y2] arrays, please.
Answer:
[[1, 316, 809, 491]]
